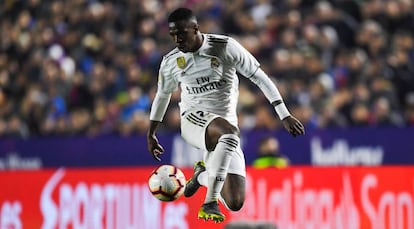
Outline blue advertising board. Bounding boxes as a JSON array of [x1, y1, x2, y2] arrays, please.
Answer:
[[0, 127, 413, 169]]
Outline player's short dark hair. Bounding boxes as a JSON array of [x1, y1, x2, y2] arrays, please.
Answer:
[[168, 8, 197, 23]]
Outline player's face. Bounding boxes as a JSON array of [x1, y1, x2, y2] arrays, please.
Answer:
[[169, 20, 199, 53]]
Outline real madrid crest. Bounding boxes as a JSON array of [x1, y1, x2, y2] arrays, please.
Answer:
[[211, 57, 219, 68], [176, 56, 186, 69]]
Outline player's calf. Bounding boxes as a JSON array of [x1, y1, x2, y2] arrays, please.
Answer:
[[220, 173, 246, 211]]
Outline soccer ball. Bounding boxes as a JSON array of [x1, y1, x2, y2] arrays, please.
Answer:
[[148, 164, 186, 202]]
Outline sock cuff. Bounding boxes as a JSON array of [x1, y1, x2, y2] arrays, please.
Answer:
[[218, 134, 240, 148]]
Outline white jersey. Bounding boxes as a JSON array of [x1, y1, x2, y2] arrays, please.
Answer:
[[157, 34, 260, 125]]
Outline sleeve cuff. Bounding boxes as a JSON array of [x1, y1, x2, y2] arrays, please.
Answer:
[[274, 102, 291, 120]]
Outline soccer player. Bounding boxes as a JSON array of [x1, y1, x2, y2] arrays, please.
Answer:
[[147, 7, 305, 223]]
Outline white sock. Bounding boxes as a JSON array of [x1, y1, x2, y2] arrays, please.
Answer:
[[204, 134, 239, 203], [197, 171, 208, 187]]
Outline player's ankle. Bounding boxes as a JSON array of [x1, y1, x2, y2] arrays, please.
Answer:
[[204, 198, 218, 204]]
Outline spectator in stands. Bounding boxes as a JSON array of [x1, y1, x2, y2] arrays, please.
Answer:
[[252, 136, 290, 169], [0, 0, 413, 137]]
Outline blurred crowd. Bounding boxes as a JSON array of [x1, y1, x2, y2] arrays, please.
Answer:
[[0, 0, 414, 138]]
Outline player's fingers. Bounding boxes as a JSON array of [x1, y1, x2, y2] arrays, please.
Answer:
[[152, 152, 162, 161], [295, 126, 304, 135], [153, 154, 161, 161], [290, 127, 303, 137], [296, 120, 304, 129], [293, 122, 305, 135], [289, 128, 297, 137], [152, 149, 163, 161]]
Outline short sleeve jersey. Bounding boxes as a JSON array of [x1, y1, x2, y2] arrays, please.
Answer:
[[157, 34, 260, 126]]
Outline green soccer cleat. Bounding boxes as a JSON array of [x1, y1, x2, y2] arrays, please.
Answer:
[[184, 160, 206, 197], [198, 201, 225, 223]]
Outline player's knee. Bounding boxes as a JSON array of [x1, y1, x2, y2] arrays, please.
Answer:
[[226, 198, 244, 211], [206, 118, 240, 150], [221, 121, 240, 136], [222, 189, 245, 211], [210, 118, 240, 136], [221, 175, 246, 211]]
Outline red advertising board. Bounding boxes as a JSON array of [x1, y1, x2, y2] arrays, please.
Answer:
[[1, 167, 413, 229]]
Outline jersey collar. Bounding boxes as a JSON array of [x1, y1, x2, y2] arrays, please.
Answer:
[[192, 33, 208, 55]]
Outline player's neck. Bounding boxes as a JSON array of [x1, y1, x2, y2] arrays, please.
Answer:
[[191, 33, 204, 53]]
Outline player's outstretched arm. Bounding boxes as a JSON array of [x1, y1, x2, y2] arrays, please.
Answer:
[[147, 90, 172, 161], [248, 68, 305, 137], [147, 120, 164, 161]]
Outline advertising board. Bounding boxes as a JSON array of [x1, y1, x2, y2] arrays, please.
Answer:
[[1, 127, 414, 167], [1, 167, 413, 229]]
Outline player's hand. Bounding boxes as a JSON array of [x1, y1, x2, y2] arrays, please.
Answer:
[[147, 134, 164, 161], [282, 116, 305, 137]]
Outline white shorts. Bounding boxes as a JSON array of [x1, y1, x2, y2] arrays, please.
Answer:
[[180, 109, 246, 177]]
